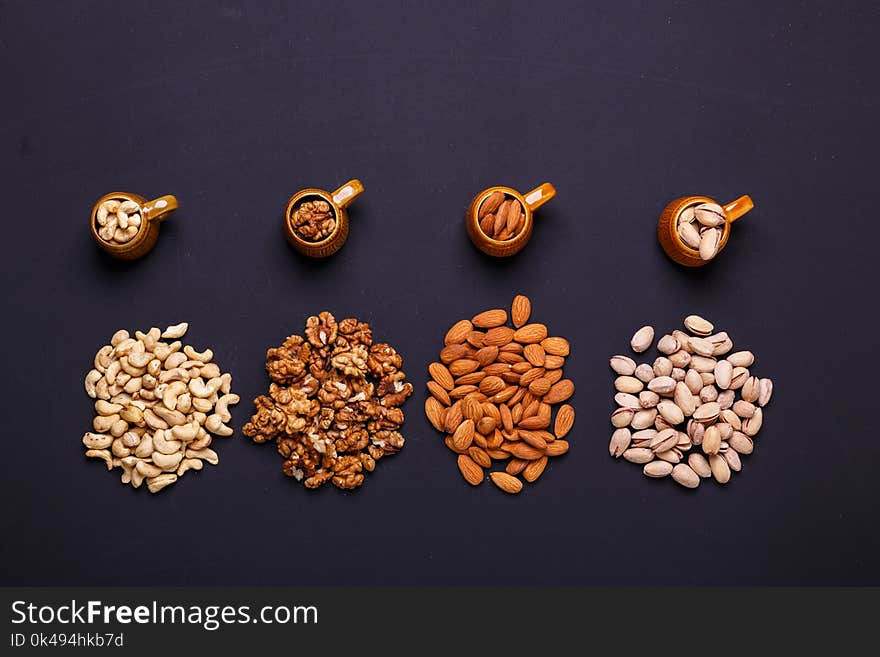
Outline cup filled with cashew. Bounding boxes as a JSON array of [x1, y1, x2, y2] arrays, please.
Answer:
[[82, 322, 238, 493], [90, 191, 178, 260]]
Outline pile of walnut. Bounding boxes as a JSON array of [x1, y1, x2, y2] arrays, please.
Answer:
[[290, 198, 336, 242], [243, 312, 413, 490], [82, 323, 239, 494]]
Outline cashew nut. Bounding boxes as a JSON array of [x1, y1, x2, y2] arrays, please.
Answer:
[[119, 405, 143, 427], [95, 399, 122, 416], [143, 408, 168, 431], [86, 449, 113, 470], [152, 429, 183, 454], [206, 413, 233, 437], [104, 360, 121, 386], [136, 460, 163, 478], [176, 392, 192, 413], [121, 431, 141, 448], [183, 345, 213, 363], [190, 397, 213, 413], [162, 322, 189, 339], [127, 351, 153, 368], [120, 456, 137, 484], [151, 450, 184, 471], [164, 352, 187, 370], [214, 393, 240, 423], [186, 447, 218, 465], [114, 337, 137, 357], [123, 376, 143, 394], [147, 359, 162, 377], [119, 356, 146, 377], [134, 434, 154, 458], [83, 432, 113, 449], [93, 414, 119, 432], [189, 430, 212, 450], [153, 340, 181, 361], [199, 363, 221, 379], [170, 421, 199, 442], [220, 373, 232, 394], [115, 371, 131, 386], [189, 377, 222, 398], [108, 382, 123, 396], [162, 380, 188, 411], [135, 327, 161, 352], [159, 367, 190, 384], [95, 378, 110, 400], [110, 419, 128, 437], [110, 329, 130, 346], [111, 437, 131, 457], [147, 473, 178, 493], [152, 405, 186, 427], [94, 345, 113, 373], [84, 369, 101, 398], [131, 465, 145, 488], [176, 458, 203, 476]]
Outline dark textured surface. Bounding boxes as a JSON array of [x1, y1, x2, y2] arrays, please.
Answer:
[[1, 1, 877, 586]]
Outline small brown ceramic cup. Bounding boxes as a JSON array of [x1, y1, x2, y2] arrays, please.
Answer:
[[284, 179, 364, 258], [90, 191, 178, 260], [465, 182, 556, 257], [657, 194, 754, 266]]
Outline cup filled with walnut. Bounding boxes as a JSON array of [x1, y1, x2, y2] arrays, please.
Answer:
[[465, 182, 556, 257], [283, 179, 364, 258], [657, 194, 754, 266]]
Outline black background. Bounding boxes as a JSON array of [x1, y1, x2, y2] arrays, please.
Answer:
[[1, 0, 877, 586]]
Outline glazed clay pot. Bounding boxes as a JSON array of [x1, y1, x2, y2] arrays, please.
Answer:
[[284, 179, 364, 258], [466, 182, 556, 257], [657, 194, 754, 266], [90, 192, 178, 260]]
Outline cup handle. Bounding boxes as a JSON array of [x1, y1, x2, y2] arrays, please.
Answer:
[[332, 180, 364, 209], [723, 195, 753, 223], [522, 183, 556, 213], [142, 195, 178, 223]]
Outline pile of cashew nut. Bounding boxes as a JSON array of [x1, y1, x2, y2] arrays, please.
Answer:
[[95, 199, 142, 244], [82, 323, 239, 493]]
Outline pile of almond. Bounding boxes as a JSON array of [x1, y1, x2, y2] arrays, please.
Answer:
[[609, 315, 774, 489], [477, 192, 526, 241], [424, 294, 575, 494]]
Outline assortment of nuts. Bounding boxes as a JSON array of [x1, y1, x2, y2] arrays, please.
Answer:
[[677, 202, 726, 261], [609, 315, 774, 489], [477, 192, 526, 241], [82, 323, 239, 493], [290, 198, 337, 242], [95, 199, 142, 244], [424, 294, 575, 494], [243, 312, 413, 490]]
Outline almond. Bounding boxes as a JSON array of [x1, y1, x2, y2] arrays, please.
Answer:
[[541, 337, 570, 357], [476, 416, 496, 435], [457, 454, 484, 486], [505, 458, 528, 475], [513, 323, 548, 344], [472, 309, 508, 329], [426, 380, 451, 406], [522, 456, 548, 483], [511, 295, 531, 328], [449, 384, 478, 399], [428, 362, 454, 390], [452, 419, 475, 451], [439, 343, 469, 364], [455, 371, 486, 386], [462, 396, 484, 421], [424, 397, 445, 431], [444, 319, 473, 345], [475, 345, 499, 367], [465, 330, 485, 348], [520, 430, 548, 451], [479, 191, 505, 218], [489, 471, 523, 494], [448, 358, 480, 377], [445, 435, 466, 454], [543, 355, 565, 369], [523, 343, 546, 367], [544, 440, 569, 457], [554, 404, 575, 438], [468, 446, 492, 468], [543, 379, 574, 404], [484, 326, 515, 346], [478, 375, 505, 395], [443, 400, 463, 433], [517, 414, 550, 430], [528, 377, 552, 396]]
